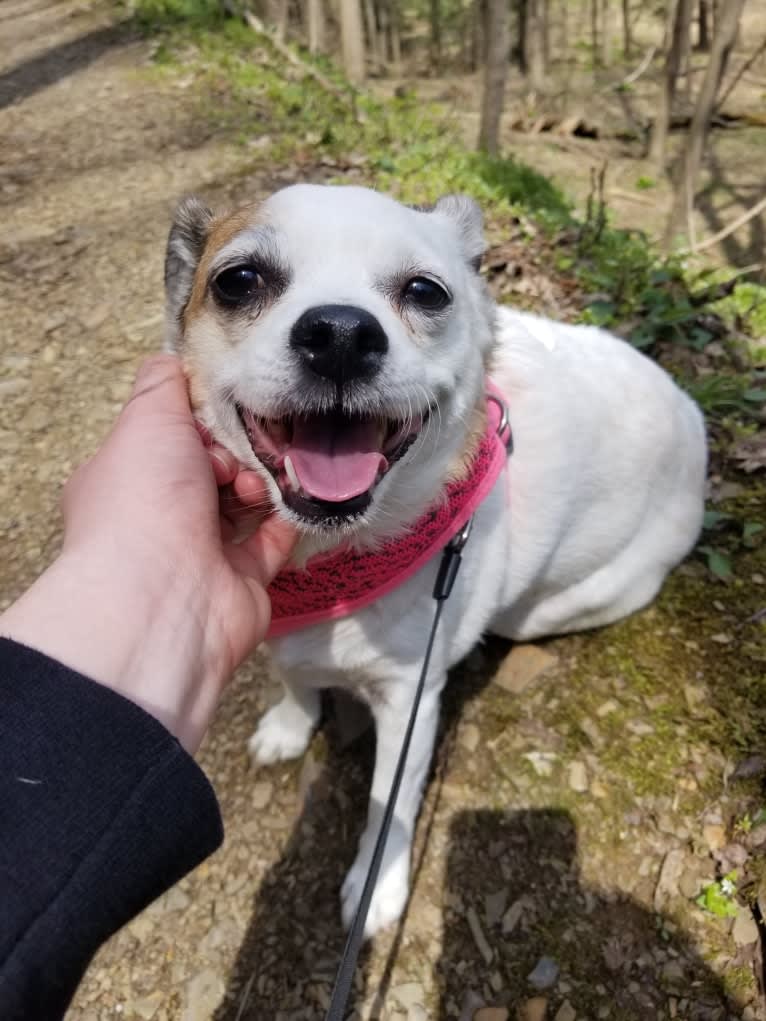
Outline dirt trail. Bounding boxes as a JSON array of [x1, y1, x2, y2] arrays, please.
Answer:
[[1, 5, 763, 1020]]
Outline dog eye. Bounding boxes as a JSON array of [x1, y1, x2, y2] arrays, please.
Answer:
[[402, 276, 450, 311], [213, 265, 265, 305]]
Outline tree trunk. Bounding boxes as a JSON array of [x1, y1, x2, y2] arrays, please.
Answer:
[[525, 0, 547, 90], [621, 0, 632, 57], [664, 0, 746, 248], [363, 0, 380, 69], [599, 0, 610, 67], [649, 0, 694, 170], [478, 0, 511, 154], [430, 0, 442, 71], [266, 0, 289, 40], [340, 0, 366, 83], [697, 0, 710, 51], [590, 0, 600, 67], [306, 0, 325, 53]]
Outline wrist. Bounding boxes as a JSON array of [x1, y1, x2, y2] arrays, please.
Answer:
[[0, 550, 224, 752]]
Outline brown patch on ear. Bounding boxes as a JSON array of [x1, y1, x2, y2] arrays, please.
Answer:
[[446, 398, 488, 483], [183, 202, 263, 331]]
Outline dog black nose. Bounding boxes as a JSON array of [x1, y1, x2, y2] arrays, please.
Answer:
[[289, 305, 388, 384]]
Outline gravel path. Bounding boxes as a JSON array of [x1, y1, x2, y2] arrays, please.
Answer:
[[1, 4, 763, 1020]]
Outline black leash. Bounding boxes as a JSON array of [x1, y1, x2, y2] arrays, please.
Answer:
[[323, 516, 473, 1021]]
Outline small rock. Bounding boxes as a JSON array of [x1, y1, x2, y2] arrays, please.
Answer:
[[164, 886, 190, 912], [502, 897, 525, 934], [129, 993, 163, 1020], [461, 723, 480, 752], [683, 684, 706, 712], [679, 870, 703, 899], [474, 1008, 509, 1021], [732, 907, 759, 946], [485, 888, 508, 928], [731, 755, 766, 781], [467, 906, 493, 964], [590, 780, 607, 798], [408, 1007, 428, 1021], [654, 848, 686, 910], [710, 632, 733, 644], [595, 699, 617, 717], [702, 823, 727, 852], [517, 999, 547, 1021], [392, 983, 425, 1009], [522, 751, 557, 777], [567, 761, 588, 793], [527, 957, 559, 991], [181, 969, 225, 1021], [661, 960, 684, 987], [251, 780, 273, 809], [553, 1002, 576, 1021], [493, 644, 558, 695]]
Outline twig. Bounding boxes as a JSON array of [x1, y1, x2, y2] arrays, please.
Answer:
[[678, 194, 766, 254], [716, 35, 766, 112], [689, 263, 764, 306], [609, 44, 657, 90], [242, 10, 353, 106], [609, 187, 656, 205]]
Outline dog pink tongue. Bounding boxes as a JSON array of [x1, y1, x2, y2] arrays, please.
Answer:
[[288, 415, 387, 502]]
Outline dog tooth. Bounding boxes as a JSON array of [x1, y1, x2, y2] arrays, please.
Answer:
[[284, 455, 300, 492]]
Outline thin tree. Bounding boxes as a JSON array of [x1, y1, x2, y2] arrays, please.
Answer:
[[649, 0, 694, 170], [306, 0, 325, 53], [340, 0, 366, 82], [430, 0, 442, 71], [478, 0, 511, 154], [664, 0, 747, 248], [697, 0, 710, 51], [525, 0, 547, 90], [621, 0, 632, 57]]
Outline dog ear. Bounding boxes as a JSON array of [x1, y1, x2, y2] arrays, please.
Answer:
[[433, 194, 485, 272], [164, 196, 214, 349]]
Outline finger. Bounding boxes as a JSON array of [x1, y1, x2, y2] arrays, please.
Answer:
[[234, 512, 298, 586], [209, 444, 238, 485], [123, 354, 191, 420], [233, 469, 274, 510]]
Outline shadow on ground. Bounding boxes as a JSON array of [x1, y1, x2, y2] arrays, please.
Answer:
[[439, 808, 732, 1020], [0, 23, 128, 110]]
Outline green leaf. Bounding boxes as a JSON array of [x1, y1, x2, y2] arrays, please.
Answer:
[[743, 388, 766, 404], [743, 521, 765, 546], [698, 545, 734, 581], [696, 879, 739, 918], [703, 511, 734, 530], [584, 300, 617, 326]]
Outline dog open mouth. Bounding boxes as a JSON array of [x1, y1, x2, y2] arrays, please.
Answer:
[[237, 406, 426, 522]]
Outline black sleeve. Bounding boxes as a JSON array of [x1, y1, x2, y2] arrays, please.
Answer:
[[0, 638, 223, 1021]]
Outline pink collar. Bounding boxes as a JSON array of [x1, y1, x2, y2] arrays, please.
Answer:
[[267, 381, 511, 638]]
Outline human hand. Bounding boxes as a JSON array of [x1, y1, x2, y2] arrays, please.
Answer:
[[0, 355, 296, 752]]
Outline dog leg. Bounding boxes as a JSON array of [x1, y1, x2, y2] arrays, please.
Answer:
[[248, 680, 320, 765], [341, 680, 442, 937]]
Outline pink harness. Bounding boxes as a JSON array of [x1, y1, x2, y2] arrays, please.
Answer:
[[266, 383, 511, 638]]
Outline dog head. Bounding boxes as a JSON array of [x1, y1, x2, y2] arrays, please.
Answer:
[[164, 184, 496, 552]]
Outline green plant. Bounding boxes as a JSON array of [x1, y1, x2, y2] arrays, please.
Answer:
[[635, 176, 656, 190], [696, 871, 739, 918]]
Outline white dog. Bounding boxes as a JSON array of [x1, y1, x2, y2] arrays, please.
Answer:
[[164, 184, 707, 936]]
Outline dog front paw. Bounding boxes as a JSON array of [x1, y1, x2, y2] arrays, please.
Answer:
[[340, 836, 410, 938], [248, 698, 316, 765]]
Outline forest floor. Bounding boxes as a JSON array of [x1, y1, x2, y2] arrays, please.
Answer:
[[1, 2, 765, 1020]]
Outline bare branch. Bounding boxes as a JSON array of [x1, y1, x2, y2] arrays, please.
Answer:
[[678, 194, 766, 255], [609, 44, 657, 90], [716, 34, 766, 112]]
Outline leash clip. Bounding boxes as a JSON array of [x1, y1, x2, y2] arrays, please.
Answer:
[[434, 515, 473, 601], [487, 391, 513, 453]]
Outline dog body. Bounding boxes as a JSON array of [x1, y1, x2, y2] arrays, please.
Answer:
[[164, 184, 707, 935]]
